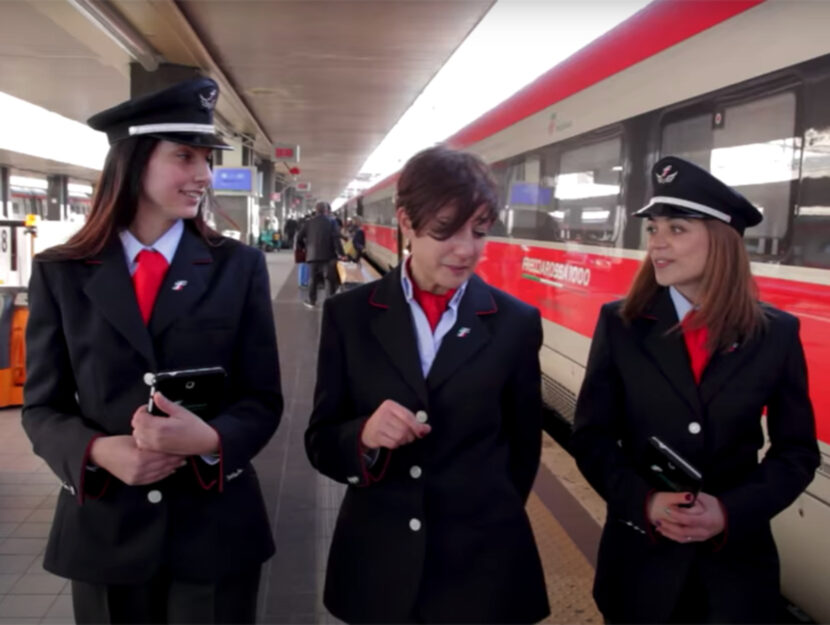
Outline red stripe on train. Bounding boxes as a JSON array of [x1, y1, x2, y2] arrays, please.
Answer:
[[447, 0, 766, 150], [362, 0, 766, 197]]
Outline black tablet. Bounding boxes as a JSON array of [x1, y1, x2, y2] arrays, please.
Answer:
[[144, 366, 227, 420], [646, 436, 703, 496]]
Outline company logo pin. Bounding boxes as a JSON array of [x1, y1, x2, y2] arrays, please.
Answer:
[[457, 327, 471, 338], [655, 165, 678, 184], [172, 280, 188, 291]]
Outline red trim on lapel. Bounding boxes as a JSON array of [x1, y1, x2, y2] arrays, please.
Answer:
[[368, 286, 389, 309], [475, 292, 498, 316], [189, 456, 218, 491], [84, 260, 103, 265]]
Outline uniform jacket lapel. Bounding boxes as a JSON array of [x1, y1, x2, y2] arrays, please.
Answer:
[[637, 289, 702, 417], [699, 332, 758, 406], [149, 226, 214, 338], [426, 274, 495, 392], [83, 239, 155, 366], [369, 267, 428, 406]]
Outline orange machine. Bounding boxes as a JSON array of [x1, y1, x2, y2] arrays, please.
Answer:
[[0, 302, 27, 407]]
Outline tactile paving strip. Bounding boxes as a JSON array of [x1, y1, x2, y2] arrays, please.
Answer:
[[526, 492, 602, 624]]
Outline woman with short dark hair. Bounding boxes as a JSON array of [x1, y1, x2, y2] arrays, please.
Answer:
[[571, 156, 819, 624], [305, 145, 550, 624]]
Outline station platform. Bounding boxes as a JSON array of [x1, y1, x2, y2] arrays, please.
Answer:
[[0, 251, 604, 624]]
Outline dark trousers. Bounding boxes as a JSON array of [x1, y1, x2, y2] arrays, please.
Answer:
[[71, 567, 260, 625], [308, 260, 338, 304]]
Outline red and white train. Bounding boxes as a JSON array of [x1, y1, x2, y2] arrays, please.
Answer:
[[349, 0, 830, 620]]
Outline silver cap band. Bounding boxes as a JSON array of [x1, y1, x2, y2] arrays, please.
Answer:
[[636, 196, 732, 223], [128, 123, 216, 136]]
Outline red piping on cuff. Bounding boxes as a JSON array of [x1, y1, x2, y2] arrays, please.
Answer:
[[369, 448, 392, 483], [189, 456, 218, 491], [213, 426, 224, 493], [645, 489, 658, 544], [711, 498, 729, 552], [79, 434, 110, 503], [357, 419, 372, 485]]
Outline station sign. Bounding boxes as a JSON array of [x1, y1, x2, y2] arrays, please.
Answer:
[[296, 182, 312, 192], [274, 143, 300, 162], [213, 167, 254, 192]]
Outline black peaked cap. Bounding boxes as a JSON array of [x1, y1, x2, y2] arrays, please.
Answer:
[[87, 77, 230, 150], [634, 156, 762, 235]]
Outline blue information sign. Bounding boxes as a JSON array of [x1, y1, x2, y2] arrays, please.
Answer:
[[213, 168, 253, 192]]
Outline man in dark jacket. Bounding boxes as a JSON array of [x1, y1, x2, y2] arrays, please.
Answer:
[[296, 202, 343, 308]]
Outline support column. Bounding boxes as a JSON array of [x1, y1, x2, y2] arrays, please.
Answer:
[[46, 175, 68, 221], [0, 167, 8, 219]]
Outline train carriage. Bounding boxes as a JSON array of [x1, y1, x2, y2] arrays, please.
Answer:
[[357, 1, 830, 620]]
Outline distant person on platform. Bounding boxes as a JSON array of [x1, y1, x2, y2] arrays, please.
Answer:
[[284, 215, 298, 248], [296, 201, 343, 308], [348, 216, 365, 263], [21, 78, 282, 625]]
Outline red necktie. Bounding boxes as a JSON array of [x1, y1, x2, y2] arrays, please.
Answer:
[[681, 311, 710, 385], [133, 249, 169, 324], [411, 279, 456, 331]]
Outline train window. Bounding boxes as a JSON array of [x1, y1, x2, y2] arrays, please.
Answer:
[[551, 137, 624, 245], [662, 91, 799, 259], [793, 127, 830, 268], [502, 151, 558, 241]]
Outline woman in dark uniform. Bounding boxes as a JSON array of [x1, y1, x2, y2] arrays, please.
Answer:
[[305, 146, 550, 624], [571, 156, 820, 624], [22, 78, 282, 624]]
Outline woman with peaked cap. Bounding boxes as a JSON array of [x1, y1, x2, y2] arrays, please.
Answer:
[[22, 77, 282, 624], [305, 146, 550, 624], [571, 156, 820, 624]]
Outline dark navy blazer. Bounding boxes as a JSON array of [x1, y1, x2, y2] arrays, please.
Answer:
[[306, 266, 550, 624], [22, 224, 282, 584], [572, 288, 819, 623]]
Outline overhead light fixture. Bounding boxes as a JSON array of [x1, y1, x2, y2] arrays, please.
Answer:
[[66, 0, 162, 71]]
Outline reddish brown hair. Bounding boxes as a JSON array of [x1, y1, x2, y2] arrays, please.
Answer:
[[621, 219, 766, 350], [41, 136, 220, 260], [396, 145, 498, 240]]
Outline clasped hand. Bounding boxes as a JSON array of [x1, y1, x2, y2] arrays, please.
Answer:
[[361, 399, 431, 449], [88, 393, 219, 487], [131, 392, 219, 456], [647, 491, 726, 543]]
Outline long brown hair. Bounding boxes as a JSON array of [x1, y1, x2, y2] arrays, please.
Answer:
[[41, 136, 220, 260], [621, 219, 766, 350]]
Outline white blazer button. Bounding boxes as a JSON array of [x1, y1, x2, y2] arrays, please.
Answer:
[[147, 490, 162, 504], [347, 476, 359, 484], [410, 466, 422, 479], [688, 422, 702, 435], [415, 411, 428, 424], [409, 518, 422, 532]]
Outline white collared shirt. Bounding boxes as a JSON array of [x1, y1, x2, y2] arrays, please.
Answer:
[[119, 219, 184, 275], [669, 286, 695, 322], [117, 219, 218, 465], [400, 259, 469, 378]]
